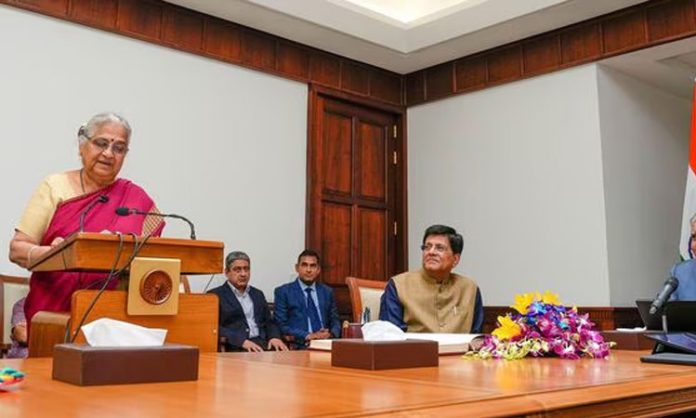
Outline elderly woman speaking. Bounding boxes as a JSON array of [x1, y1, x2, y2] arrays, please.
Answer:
[[9, 112, 164, 328]]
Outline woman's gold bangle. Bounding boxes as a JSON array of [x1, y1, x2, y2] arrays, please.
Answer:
[[26, 245, 40, 266]]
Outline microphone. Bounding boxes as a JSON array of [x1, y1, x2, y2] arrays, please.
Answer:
[[79, 195, 109, 233], [116, 207, 196, 240], [649, 277, 679, 315], [114, 207, 133, 216]]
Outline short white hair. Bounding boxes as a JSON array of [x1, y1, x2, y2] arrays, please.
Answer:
[[78, 112, 132, 143]]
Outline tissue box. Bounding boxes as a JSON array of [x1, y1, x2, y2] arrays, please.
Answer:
[[52, 343, 199, 386], [331, 339, 438, 370]]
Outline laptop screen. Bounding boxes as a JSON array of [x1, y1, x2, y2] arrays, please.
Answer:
[[636, 299, 696, 332], [636, 298, 663, 330]]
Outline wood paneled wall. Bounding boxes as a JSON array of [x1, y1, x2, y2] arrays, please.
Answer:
[[406, 0, 696, 106], [483, 306, 643, 333], [5, 0, 694, 108], [0, 0, 403, 106]]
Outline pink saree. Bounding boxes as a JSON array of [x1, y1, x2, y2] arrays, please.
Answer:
[[24, 179, 165, 328]]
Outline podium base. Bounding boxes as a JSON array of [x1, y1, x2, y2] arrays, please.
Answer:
[[52, 343, 199, 386]]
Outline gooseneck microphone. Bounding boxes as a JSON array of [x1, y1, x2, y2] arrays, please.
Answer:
[[115, 207, 197, 240], [79, 195, 109, 233], [649, 277, 679, 315]]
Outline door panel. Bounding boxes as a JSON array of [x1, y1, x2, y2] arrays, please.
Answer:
[[322, 112, 352, 196], [356, 207, 387, 279], [356, 121, 386, 201], [321, 202, 352, 285]]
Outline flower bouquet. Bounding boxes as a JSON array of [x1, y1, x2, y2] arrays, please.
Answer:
[[471, 291, 612, 360]]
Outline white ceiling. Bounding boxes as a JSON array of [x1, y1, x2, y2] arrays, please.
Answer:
[[165, 0, 647, 73], [334, 0, 481, 24]]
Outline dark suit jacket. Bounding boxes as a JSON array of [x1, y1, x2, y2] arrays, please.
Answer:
[[273, 279, 341, 342], [208, 283, 281, 350]]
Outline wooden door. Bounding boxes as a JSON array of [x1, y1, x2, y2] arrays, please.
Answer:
[[307, 86, 406, 317]]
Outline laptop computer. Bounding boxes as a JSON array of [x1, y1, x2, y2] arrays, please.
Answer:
[[636, 299, 696, 332], [641, 332, 696, 365]]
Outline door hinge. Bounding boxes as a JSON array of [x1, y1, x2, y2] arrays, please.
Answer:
[[393, 151, 398, 165], [393, 221, 398, 236], [392, 125, 397, 138]]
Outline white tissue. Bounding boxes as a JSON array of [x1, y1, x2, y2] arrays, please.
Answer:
[[81, 318, 167, 347], [361, 320, 407, 341]]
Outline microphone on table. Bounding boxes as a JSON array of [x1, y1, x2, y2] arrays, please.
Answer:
[[649, 277, 679, 315], [115, 207, 197, 240], [79, 195, 109, 233]]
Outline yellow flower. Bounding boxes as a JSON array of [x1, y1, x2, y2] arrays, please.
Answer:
[[541, 290, 561, 306], [492, 315, 522, 341], [511, 292, 539, 314]]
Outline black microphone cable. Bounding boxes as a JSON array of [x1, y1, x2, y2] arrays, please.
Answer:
[[68, 232, 125, 343], [68, 227, 158, 343], [81, 232, 139, 291], [202, 274, 218, 293]]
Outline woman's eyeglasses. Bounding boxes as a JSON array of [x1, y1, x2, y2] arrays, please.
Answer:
[[88, 137, 129, 155]]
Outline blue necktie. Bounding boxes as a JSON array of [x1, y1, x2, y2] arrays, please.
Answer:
[[305, 287, 322, 332]]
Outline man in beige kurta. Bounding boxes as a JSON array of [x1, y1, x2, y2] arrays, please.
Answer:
[[379, 225, 483, 333]]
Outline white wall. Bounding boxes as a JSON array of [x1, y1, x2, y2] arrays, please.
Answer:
[[597, 65, 690, 306], [0, 6, 307, 296], [408, 63, 692, 307], [408, 65, 611, 306]]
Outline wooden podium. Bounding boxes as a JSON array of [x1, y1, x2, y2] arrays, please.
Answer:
[[27, 233, 224, 357]]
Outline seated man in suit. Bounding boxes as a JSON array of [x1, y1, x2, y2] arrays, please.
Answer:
[[208, 251, 288, 352], [379, 224, 484, 333], [670, 213, 696, 300], [274, 249, 341, 347]]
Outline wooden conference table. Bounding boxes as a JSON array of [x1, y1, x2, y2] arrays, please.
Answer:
[[2, 350, 696, 417]]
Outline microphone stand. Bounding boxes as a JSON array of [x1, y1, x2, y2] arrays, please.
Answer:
[[118, 208, 196, 240], [165, 213, 196, 240], [79, 195, 109, 233]]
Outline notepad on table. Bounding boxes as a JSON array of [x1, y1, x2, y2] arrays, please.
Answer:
[[309, 333, 482, 354]]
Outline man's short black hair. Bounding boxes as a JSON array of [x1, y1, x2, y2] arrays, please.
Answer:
[[422, 224, 464, 255], [297, 249, 321, 264]]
